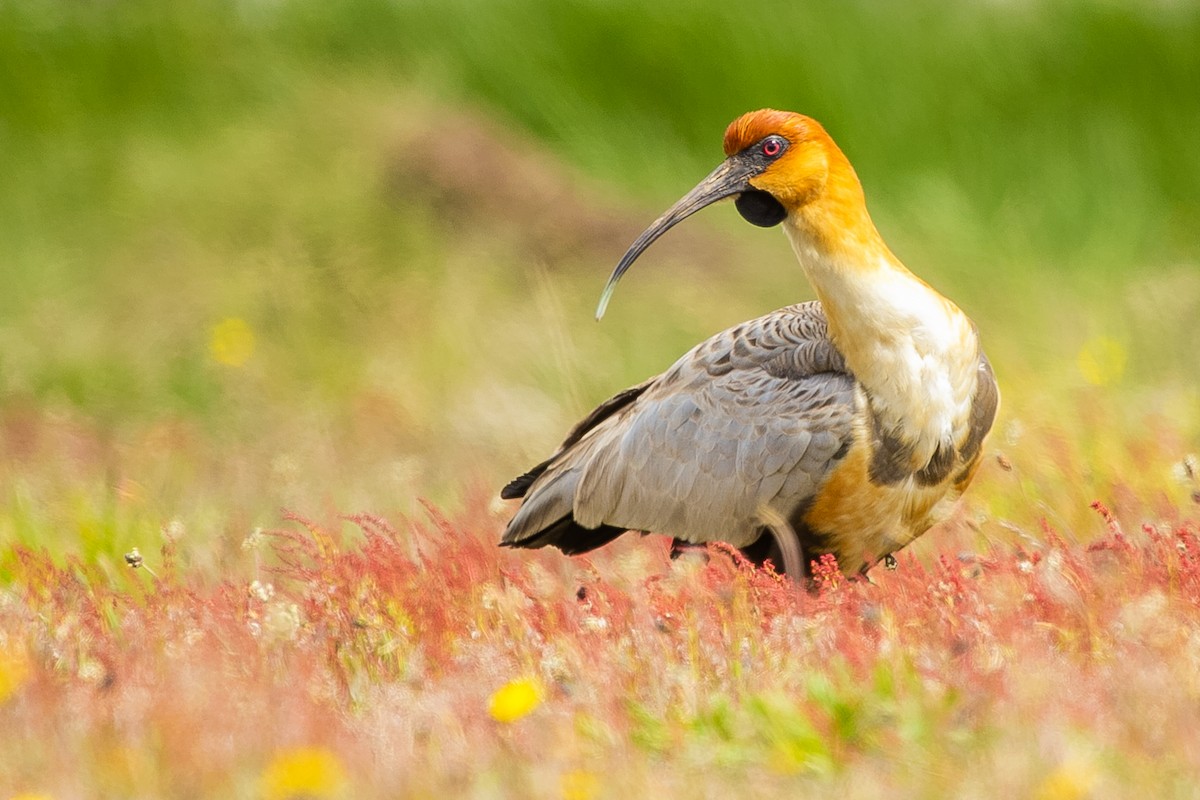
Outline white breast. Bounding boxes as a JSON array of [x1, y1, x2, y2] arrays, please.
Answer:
[[787, 235, 980, 468]]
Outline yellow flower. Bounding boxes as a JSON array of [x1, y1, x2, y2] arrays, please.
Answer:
[[210, 317, 256, 367], [561, 767, 600, 800], [1035, 759, 1098, 800], [560, 769, 599, 800], [1077, 336, 1126, 386], [8, 794, 55, 800], [259, 747, 346, 800], [0, 642, 31, 704], [488, 677, 542, 723]]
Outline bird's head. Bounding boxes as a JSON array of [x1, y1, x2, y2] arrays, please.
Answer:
[[597, 109, 867, 319], [722, 109, 842, 225]]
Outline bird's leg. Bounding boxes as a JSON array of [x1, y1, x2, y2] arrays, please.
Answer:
[[755, 506, 807, 584], [855, 561, 877, 586], [853, 552, 899, 585], [669, 538, 710, 563]]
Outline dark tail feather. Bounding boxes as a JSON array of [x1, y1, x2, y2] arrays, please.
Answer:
[[500, 458, 551, 500], [500, 514, 627, 556], [500, 380, 653, 501]]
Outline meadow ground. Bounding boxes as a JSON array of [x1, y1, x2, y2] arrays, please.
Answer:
[[2, 1, 1199, 797]]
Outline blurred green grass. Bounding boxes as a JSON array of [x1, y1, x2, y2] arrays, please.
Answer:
[[0, 0, 1197, 565]]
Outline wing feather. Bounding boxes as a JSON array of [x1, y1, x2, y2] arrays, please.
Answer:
[[502, 302, 857, 551]]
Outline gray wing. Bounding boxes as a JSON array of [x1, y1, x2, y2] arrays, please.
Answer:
[[501, 301, 857, 551]]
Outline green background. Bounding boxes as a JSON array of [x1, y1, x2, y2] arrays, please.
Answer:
[[2, 0, 1197, 564]]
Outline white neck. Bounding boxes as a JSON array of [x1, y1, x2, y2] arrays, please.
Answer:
[[784, 220, 980, 466]]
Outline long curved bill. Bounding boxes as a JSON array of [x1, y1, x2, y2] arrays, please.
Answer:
[[595, 156, 759, 320]]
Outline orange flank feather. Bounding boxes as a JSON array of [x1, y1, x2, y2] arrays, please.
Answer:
[[802, 437, 958, 568]]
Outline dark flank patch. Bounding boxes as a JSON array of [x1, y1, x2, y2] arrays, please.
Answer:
[[953, 451, 982, 490], [867, 351, 998, 488], [915, 440, 956, 486], [959, 353, 999, 464], [868, 412, 914, 486]]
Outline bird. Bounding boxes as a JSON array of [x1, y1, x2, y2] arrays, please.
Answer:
[[499, 109, 998, 579]]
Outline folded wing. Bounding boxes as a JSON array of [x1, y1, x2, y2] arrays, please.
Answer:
[[500, 301, 857, 553]]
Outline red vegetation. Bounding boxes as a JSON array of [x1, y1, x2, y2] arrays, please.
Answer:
[[2, 497, 1200, 795]]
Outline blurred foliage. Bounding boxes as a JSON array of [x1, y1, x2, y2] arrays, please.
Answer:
[[6, 0, 1198, 270], [409, 0, 1200, 272], [5, 503, 1200, 796], [0, 0, 1197, 561], [1, 4, 1199, 795]]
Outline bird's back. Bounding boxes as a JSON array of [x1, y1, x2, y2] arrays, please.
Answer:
[[501, 302, 859, 564], [501, 299, 997, 576]]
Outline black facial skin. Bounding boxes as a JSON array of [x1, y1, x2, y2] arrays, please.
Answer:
[[740, 134, 789, 169], [734, 134, 789, 227], [736, 190, 787, 227]]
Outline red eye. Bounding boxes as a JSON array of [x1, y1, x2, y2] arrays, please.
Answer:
[[762, 138, 782, 157]]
